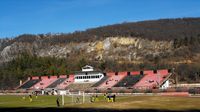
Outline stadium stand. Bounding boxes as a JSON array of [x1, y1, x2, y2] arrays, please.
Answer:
[[31, 76, 57, 89], [98, 72, 127, 88], [92, 75, 109, 87], [46, 77, 67, 88], [133, 70, 169, 89], [56, 75, 74, 89], [16, 67, 172, 91], [114, 73, 144, 87], [18, 79, 40, 89]]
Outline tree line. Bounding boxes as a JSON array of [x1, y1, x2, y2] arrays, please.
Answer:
[[0, 53, 200, 89]]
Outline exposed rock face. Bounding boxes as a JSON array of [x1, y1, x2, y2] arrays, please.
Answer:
[[0, 37, 174, 63]]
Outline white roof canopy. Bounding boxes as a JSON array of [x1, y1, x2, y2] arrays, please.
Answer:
[[82, 65, 94, 72]]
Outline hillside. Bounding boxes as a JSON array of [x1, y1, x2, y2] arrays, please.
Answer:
[[2, 18, 200, 44], [0, 18, 200, 89]]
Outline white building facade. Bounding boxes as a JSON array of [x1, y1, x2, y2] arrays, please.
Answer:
[[74, 65, 104, 83]]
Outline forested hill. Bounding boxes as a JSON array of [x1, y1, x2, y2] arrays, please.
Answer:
[[4, 17, 200, 44], [85, 18, 200, 41]]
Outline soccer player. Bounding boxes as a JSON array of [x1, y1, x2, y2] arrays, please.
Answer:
[[92, 95, 95, 102], [95, 95, 99, 102], [76, 97, 80, 103], [103, 93, 106, 100], [56, 97, 60, 107], [90, 96, 94, 102], [29, 95, 32, 102], [113, 94, 116, 102], [110, 95, 114, 102], [107, 94, 110, 102], [35, 92, 38, 99], [22, 96, 26, 100]]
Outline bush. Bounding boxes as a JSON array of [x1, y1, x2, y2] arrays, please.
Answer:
[[85, 90, 90, 93], [119, 89, 124, 93], [159, 89, 167, 93], [175, 87, 182, 92], [132, 89, 138, 93], [188, 88, 196, 94], [95, 90, 101, 93], [107, 89, 112, 93], [145, 89, 152, 93]]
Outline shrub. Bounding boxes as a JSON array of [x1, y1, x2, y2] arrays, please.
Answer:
[[85, 90, 90, 93], [132, 89, 138, 93], [107, 89, 112, 93], [95, 90, 101, 93], [119, 89, 124, 93], [145, 89, 152, 93], [175, 87, 182, 92]]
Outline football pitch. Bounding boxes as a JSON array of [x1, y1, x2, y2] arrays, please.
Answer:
[[0, 95, 200, 111]]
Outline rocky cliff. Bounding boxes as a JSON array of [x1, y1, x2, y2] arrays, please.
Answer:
[[0, 36, 175, 64]]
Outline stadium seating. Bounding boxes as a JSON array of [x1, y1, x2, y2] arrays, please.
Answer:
[[56, 75, 74, 89], [18, 79, 40, 89], [157, 69, 169, 77], [31, 76, 57, 89], [98, 72, 127, 88], [92, 75, 109, 87], [46, 77, 67, 88], [114, 73, 144, 87], [133, 70, 169, 89], [16, 69, 172, 91]]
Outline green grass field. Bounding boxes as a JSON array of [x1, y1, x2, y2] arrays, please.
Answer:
[[0, 95, 200, 111]]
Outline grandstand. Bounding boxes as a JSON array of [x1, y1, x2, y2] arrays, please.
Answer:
[[92, 75, 109, 87], [46, 76, 67, 88], [133, 70, 170, 89], [18, 77, 40, 89], [114, 72, 144, 87], [17, 65, 172, 93], [29, 76, 57, 89], [97, 72, 127, 88], [56, 75, 74, 89]]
